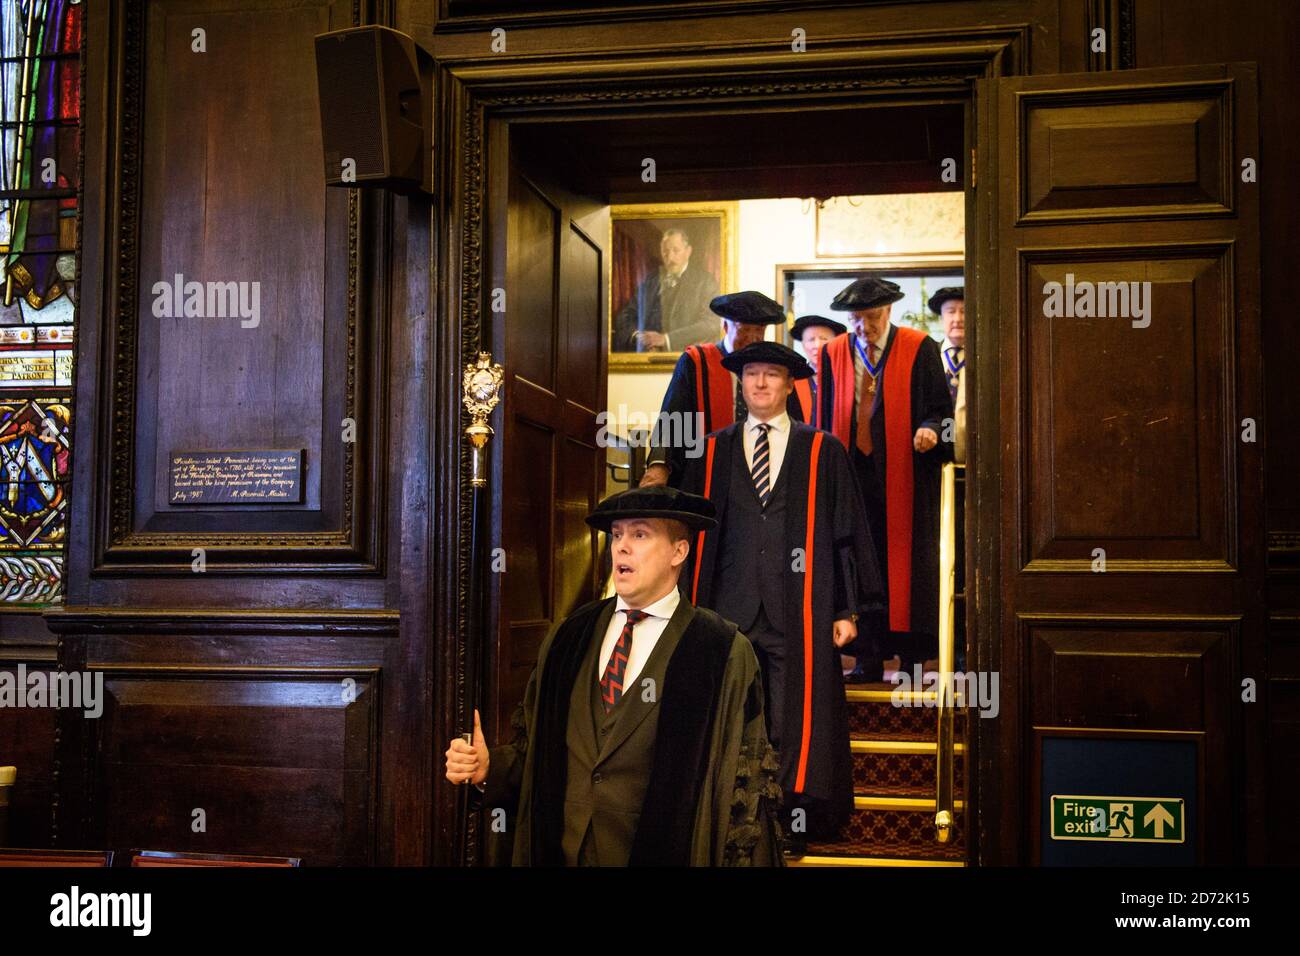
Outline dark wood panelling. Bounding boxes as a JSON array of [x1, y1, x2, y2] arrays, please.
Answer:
[[988, 62, 1262, 864], [46, 611, 399, 862], [0, 657, 57, 848], [1019, 80, 1229, 221], [487, 143, 608, 738], [1132, 0, 1300, 547], [1266, 614, 1300, 861], [142, 2, 328, 515], [1023, 249, 1233, 569], [92, 0, 387, 572], [95, 668, 378, 866], [502, 414, 555, 626], [506, 175, 559, 392], [562, 224, 602, 412], [1026, 617, 1235, 730], [1131, 1, 1300, 860], [512, 106, 966, 205], [60, 0, 430, 866]]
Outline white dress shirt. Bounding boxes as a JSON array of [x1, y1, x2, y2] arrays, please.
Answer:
[[943, 336, 966, 463], [742, 410, 791, 491], [598, 587, 680, 695]]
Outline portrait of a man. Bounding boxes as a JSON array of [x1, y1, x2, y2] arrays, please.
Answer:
[[610, 205, 732, 360]]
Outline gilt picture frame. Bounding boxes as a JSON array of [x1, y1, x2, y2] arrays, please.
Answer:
[[608, 202, 737, 372]]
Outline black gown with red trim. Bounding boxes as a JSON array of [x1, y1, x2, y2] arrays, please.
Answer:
[[680, 421, 884, 836], [818, 329, 954, 645], [793, 377, 819, 428], [647, 342, 805, 486]]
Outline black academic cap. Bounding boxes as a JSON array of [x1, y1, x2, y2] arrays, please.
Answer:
[[708, 290, 787, 325], [790, 314, 848, 339], [585, 485, 718, 533], [829, 276, 905, 312], [927, 286, 965, 314], [720, 341, 814, 380]]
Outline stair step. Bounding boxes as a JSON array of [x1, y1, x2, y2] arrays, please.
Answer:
[[805, 804, 967, 861], [855, 796, 965, 811], [851, 743, 965, 797], [851, 740, 966, 754], [846, 688, 968, 704], [787, 855, 966, 868], [847, 696, 968, 741]]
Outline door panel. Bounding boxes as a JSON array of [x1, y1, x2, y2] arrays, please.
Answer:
[[981, 63, 1262, 863], [488, 133, 609, 736]]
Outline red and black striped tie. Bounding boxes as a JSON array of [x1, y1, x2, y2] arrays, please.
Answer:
[[601, 609, 647, 713]]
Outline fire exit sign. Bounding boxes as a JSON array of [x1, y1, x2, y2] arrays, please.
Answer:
[[1051, 795, 1185, 844]]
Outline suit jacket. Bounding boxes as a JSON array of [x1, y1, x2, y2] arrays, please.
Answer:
[[612, 266, 720, 352], [710, 429, 789, 634], [481, 595, 784, 866], [682, 421, 884, 833]]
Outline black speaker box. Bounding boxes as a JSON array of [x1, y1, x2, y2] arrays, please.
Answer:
[[314, 26, 432, 195]]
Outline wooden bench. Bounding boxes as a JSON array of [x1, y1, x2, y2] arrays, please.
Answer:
[[129, 850, 301, 867], [0, 848, 115, 867]]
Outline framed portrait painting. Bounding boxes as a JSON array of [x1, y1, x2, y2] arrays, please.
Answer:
[[608, 202, 736, 371]]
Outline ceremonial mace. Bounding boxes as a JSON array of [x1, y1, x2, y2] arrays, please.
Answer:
[[460, 353, 504, 789]]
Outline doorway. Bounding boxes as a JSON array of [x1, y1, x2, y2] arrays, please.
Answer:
[[471, 90, 979, 866]]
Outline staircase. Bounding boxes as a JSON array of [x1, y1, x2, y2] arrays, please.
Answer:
[[790, 465, 969, 867], [789, 686, 968, 866]]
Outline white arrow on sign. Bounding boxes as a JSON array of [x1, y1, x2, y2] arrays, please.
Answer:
[[1143, 803, 1175, 838]]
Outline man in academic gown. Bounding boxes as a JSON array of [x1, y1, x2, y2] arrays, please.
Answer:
[[681, 341, 885, 844], [930, 286, 966, 464], [642, 291, 803, 489], [444, 485, 784, 866], [789, 314, 846, 429], [818, 277, 954, 677]]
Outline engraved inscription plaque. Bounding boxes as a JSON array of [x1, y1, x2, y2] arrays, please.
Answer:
[[170, 450, 305, 505]]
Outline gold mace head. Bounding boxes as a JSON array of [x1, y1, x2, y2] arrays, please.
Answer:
[[462, 351, 504, 440]]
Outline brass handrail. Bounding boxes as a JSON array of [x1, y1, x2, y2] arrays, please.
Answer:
[[933, 462, 959, 843]]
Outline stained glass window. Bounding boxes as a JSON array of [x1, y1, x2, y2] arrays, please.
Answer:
[[0, 0, 82, 604]]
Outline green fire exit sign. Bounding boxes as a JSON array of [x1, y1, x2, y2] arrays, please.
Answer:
[[1051, 795, 1185, 843]]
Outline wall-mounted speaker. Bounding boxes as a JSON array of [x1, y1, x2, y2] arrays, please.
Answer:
[[313, 26, 433, 195]]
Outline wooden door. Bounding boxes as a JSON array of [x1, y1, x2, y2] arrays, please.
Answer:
[[976, 64, 1263, 863], [486, 126, 610, 736]]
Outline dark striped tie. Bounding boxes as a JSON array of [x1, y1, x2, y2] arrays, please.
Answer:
[[751, 423, 772, 507], [600, 609, 647, 713]]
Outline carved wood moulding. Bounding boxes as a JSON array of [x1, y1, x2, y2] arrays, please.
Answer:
[[93, 0, 385, 574]]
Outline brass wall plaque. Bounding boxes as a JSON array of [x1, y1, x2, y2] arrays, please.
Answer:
[[169, 450, 305, 504]]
